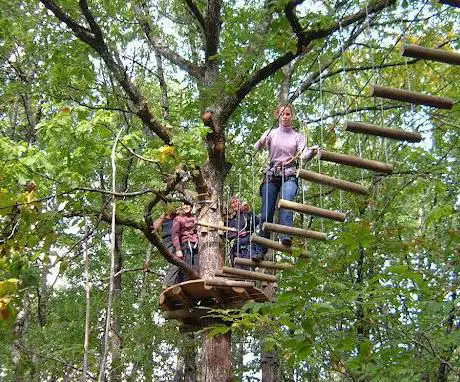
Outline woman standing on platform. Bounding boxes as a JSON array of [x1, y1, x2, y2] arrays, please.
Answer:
[[252, 104, 318, 261]]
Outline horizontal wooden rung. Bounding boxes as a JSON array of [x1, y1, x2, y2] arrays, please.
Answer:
[[234, 258, 295, 270], [214, 272, 245, 280], [278, 199, 346, 222], [197, 221, 237, 232], [251, 234, 309, 256], [436, 0, 460, 8], [401, 44, 460, 66], [318, 150, 393, 174], [204, 278, 255, 288], [344, 121, 422, 143], [370, 85, 454, 110], [297, 168, 369, 195], [222, 266, 277, 282], [263, 222, 326, 240]]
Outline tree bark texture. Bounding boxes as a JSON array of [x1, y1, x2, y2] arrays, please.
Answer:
[[11, 293, 30, 382], [261, 281, 279, 382]]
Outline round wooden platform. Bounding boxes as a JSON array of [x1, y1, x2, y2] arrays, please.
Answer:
[[159, 279, 268, 327]]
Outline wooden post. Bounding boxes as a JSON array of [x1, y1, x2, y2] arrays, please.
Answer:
[[163, 307, 210, 320], [197, 221, 237, 232], [401, 44, 460, 65], [297, 169, 369, 195], [318, 150, 393, 174], [251, 234, 309, 256], [214, 272, 245, 280], [436, 0, 460, 7], [370, 85, 454, 109], [171, 286, 192, 308], [263, 222, 327, 240], [234, 258, 295, 270], [222, 266, 277, 282], [278, 199, 346, 222], [204, 279, 255, 288], [344, 121, 422, 143]]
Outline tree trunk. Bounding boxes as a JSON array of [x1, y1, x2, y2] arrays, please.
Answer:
[[261, 281, 279, 382], [11, 293, 30, 382], [109, 224, 123, 382], [197, 159, 232, 381]]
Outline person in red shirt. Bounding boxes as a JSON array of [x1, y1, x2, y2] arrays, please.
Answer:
[[171, 202, 198, 281]]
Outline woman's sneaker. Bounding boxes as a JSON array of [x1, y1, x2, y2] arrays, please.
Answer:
[[252, 252, 265, 262], [281, 237, 292, 247]]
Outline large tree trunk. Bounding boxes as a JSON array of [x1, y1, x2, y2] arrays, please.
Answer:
[[261, 281, 279, 382], [197, 158, 232, 381]]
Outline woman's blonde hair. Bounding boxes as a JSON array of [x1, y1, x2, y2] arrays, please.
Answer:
[[273, 103, 294, 119]]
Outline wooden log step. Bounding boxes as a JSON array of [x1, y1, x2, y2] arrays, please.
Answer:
[[171, 286, 192, 308], [436, 0, 460, 7], [297, 168, 369, 195], [222, 266, 277, 282], [234, 257, 295, 270], [214, 272, 246, 280], [401, 44, 460, 65], [197, 221, 237, 232], [204, 278, 255, 288], [278, 199, 346, 222], [344, 121, 422, 143], [263, 222, 326, 240], [251, 234, 309, 256], [318, 150, 393, 174], [370, 85, 454, 110]]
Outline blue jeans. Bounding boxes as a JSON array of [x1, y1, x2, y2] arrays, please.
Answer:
[[255, 175, 298, 255]]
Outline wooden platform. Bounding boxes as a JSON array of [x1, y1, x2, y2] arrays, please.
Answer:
[[159, 279, 268, 326]]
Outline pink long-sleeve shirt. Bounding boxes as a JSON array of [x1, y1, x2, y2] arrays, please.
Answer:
[[254, 126, 314, 175], [171, 214, 198, 252]]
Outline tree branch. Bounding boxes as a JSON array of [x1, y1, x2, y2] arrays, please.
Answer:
[[220, 0, 395, 123], [39, 0, 95, 45], [284, 0, 307, 41], [40, 0, 172, 144], [204, 0, 222, 62], [134, 3, 205, 82], [183, 0, 206, 32]]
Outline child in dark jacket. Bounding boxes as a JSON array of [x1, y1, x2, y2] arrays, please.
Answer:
[[152, 204, 179, 288], [225, 197, 258, 269]]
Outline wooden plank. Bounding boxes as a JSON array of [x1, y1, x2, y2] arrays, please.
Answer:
[[204, 278, 255, 288], [344, 120, 422, 143], [251, 234, 309, 256], [401, 43, 460, 65], [214, 272, 245, 280], [163, 307, 210, 320], [297, 168, 369, 195], [171, 286, 192, 308], [263, 222, 326, 240], [197, 221, 237, 232], [278, 199, 346, 222], [234, 257, 295, 270], [318, 150, 393, 174], [222, 266, 277, 282], [370, 85, 454, 109]]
